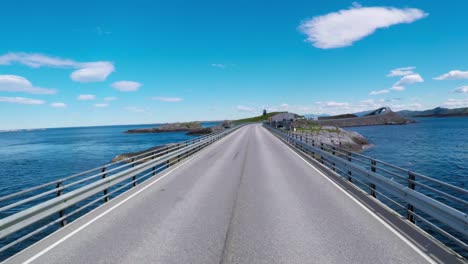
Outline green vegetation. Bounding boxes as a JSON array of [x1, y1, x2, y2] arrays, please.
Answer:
[[296, 126, 340, 134], [296, 126, 321, 133], [232, 112, 285, 125], [295, 120, 340, 134]]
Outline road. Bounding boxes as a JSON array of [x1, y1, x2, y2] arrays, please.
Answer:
[[6, 124, 438, 263]]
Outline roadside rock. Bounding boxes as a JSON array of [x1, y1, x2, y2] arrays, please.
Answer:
[[312, 111, 413, 127], [112, 144, 174, 163], [291, 122, 371, 152], [124, 122, 204, 134], [124, 121, 227, 135]]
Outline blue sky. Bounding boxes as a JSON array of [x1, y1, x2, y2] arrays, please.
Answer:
[[0, 0, 467, 129]]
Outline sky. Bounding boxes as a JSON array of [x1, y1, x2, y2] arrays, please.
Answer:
[[0, 0, 467, 129]]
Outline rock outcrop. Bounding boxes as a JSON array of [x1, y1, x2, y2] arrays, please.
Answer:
[[311, 111, 412, 127], [124, 122, 203, 134], [291, 120, 371, 152], [124, 121, 229, 135], [112, 144, 174, 163]]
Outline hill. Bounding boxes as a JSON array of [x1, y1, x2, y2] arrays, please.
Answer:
[[232, 112, 286, 125], [398, 107, 468, 117], [310, 107, 411, 127]]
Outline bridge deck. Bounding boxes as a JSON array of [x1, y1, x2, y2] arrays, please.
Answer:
[[5, 124, 456, 263]]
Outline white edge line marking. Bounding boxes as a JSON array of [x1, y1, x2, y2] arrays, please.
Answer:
[[268, 128, 438, 264], [21, 129, 239, 264]]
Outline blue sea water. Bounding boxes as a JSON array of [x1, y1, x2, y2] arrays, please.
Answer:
[[0, 122, 219, 195], [347, 117, 467, 188]]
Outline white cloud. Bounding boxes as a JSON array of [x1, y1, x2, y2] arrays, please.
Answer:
[[0, 52, 115, 83], [236, 105, 255, 112], [387, 66, 415, 77], [94, 103, 109, 108], [70, 62, 115, 83], [50, 102, 66, 108], [95, 26, 112, 36], [266, 103, 290, 112], [299, 6, 427, 49], [316, 101, 349, 107], [369, 89, 390, 95], [211, 64, 227, 68], [0, 53, 76, 68], [453, 86, 468, 93], [112, 81, 141, 92], [77, 94, 96, 100], [0, 75, 56, 94], [152, 97, 183, 102], [393, 73, 424, 89], [124, 106, 145, 113], [434, 70, 468, 80], [0, 96, 45, 105], [103, 97, 118, 101], [408, 103, 423, 109], [442, 98, 468, 108], [390, 86, 405, 91]]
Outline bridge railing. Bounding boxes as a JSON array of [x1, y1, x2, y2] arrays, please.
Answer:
[[264, 124, 467, 256], [0, 124, 244, 259]]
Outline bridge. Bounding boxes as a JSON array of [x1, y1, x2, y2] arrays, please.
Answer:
[[0, 124, 466, 263]]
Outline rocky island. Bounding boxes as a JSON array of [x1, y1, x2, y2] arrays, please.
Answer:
[[313, 107, 414, 127], [291, 120, 371, 152], [124, 121, 227, 135], [116, 107, 414, 163]]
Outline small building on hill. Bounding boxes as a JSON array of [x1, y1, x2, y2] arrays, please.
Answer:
[[269, 112, 297, 130]]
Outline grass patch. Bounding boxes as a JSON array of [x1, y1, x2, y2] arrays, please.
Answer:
[[232, 112, 285, 125]]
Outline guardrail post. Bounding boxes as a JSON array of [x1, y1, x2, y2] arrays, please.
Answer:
[[347, 152, 352, 182], [369, 160, 377, 197], [131, 158, 137, 187], [407, 172, 416, 223], [369, 183, 376, 198], [331, 147, 336, 171], [371, 160, 377, 173], [56, 181, 67, 227], [102, 167, 109, 203], [319, 143, 324, 164]]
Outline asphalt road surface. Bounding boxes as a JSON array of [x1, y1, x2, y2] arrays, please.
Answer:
[[5, 124, 444, 264]]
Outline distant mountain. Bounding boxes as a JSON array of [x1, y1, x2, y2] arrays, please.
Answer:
[[301, 107, 411, 127], [353, 110, 374, 117], [318, 114, 357, 120], [397, 107, 468, 117]]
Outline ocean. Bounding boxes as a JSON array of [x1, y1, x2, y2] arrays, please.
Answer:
[[347, 117, 467, 189], [0, 122, 220, 195]]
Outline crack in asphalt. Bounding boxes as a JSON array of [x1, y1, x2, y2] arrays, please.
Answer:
[[218, 126, 252, 264]]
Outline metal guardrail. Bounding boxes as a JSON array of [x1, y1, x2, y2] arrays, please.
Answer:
[[0, 124, 244, 258], [264, 124, 467, 256]]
